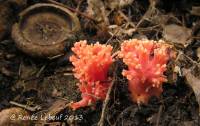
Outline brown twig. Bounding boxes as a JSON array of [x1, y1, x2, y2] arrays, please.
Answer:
[[118, 10, 135, 28], [135, 0, 160, 31], [156, 105, 163, 126], [10, 101, 41, 112], [98, 79, 115, 126], [36, 64, 46, 77], [98, 61, 119, 126]]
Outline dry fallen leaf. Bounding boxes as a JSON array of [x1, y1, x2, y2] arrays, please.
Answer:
[[190, 6, 200, 16], [0, 107, 31, 126], [87, 0, 109, 24], [163, 24, 192, 46], [182, 68, 200, 114]]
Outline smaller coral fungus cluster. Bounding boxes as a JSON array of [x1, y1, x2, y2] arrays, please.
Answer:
[[119, 39, 170, 104], [69, 39, 171, 110], [69, 40, 113, 110]]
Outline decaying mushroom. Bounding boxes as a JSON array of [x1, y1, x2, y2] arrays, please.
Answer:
[[12, 3, 80, 57]]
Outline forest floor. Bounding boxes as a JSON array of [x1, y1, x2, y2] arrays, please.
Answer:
[[0, 0, 200, 126]]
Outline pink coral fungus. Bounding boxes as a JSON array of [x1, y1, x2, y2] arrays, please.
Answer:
[[119, 39, 170, 104], [69, 40, 113, 110]]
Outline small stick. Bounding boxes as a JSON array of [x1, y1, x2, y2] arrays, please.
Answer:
[[156, 105, 162, 126], [118, 10, 135, 28], [10, 101, 41, 112], [36, 64, 46, 77], [98, 80, 115, 126], [63, 72, 74, 76], [48, 54, 64, 60]]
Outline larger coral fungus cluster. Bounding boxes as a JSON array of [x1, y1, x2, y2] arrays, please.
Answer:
[[69, 40, 113, 110], [119, 39, 170, 104]]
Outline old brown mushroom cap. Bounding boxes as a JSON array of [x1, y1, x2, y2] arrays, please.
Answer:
[[12, 3, 80, 57]]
